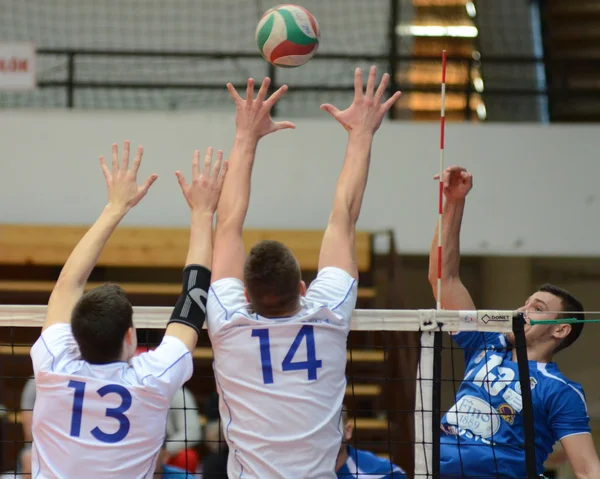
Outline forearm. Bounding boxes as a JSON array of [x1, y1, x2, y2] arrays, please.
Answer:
[[56, 204, 126, 289], [429, 198, 465, 283], [330, 131, 373, 225], [216, 134, 258, 233], [574, 460, 600, 479], [185, 211, 214, 268]]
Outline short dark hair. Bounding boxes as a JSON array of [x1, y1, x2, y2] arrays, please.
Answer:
[[71, 283, 133, 364], [243, 240, 301, 317], [538, 283, 584, 353]]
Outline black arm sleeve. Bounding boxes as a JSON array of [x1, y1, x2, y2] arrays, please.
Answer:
[[167, 264, 211, 335]]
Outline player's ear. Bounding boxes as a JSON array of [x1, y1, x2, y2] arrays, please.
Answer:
[[299, 281, 307, 297], [344, 420, 353, 441], [244, 288, 251, 304], [552, 323, 571, 341]]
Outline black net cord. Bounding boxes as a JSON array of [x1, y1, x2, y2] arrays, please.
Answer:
[[431, 331, 442, 479], [513, 312, 537, 479]]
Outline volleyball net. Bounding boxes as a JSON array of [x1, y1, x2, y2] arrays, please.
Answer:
[[0, 306, 539, 478]]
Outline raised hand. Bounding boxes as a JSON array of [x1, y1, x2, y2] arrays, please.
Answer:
[[176, 147, 228, 214], [226, 77, 295, 140], [320, 66, 401, 135], [100, 140, 158, 213], [434, 166, 473, 201]]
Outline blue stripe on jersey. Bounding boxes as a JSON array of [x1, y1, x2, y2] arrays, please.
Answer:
[[40, 335, 56, 372], [209, 286, 230, 321], [214, 370, 244, 478], [332, 279, 357, 311], [140, 350, 190, 383]]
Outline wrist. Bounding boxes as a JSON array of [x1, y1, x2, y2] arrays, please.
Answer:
[[348, 130, 374, 143], [103, 203, 128, 219], [190, 209, 214, 222], [445, 197, 466, 206], [234, 131, 260, 147]]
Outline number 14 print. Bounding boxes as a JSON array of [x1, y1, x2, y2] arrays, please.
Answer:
[[252, 325, 323, 384]]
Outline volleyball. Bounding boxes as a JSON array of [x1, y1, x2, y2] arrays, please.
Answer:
[[256, 4, 320, 68]]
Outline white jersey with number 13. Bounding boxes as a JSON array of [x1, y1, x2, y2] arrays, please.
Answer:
[[30, 324, 193, 478]]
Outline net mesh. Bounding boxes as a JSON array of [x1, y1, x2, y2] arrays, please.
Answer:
[[0, 0, 390, 114], [0, 307, 534, 478]]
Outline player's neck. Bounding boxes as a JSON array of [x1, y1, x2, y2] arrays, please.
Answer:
[[511, 345, 554, 364], [335, 445, 349, 471], [257, 302, 302, 318]]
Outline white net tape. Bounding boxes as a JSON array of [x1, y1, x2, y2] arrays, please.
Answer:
[[0, 305, 516, 332]]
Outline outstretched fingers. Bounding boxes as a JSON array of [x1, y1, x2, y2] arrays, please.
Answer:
[[256, 77, 271, 103], [111, 143, 119, 173], [202, 147, 214, 177], [121, 140, 131, 171], [382, 90, 402, 112], [226, 83, 243, 104], [246, 78, 255, 105], [211, 149, 224, 181], [353, 67, 364, 99], [265, 84, 289, 109], [191, 149, 201, 179], [274, 120, 296, 131], [131, 145, 143, 175], [99, 156, 111, 183], [374, 72, 390, 104], [141, 173, 159, 195], [365, 66, 377, 98], [175, 170, 189, 192], [217, 158, 228, 192], [320, 103, 341, 118]]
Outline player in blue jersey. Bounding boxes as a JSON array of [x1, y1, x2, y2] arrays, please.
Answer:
[[29, 142, 226, 478], [428, 165, 600, 479], [336, 408, 406, 478]]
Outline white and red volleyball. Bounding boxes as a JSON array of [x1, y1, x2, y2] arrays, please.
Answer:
[[256, 4, 320, 68]]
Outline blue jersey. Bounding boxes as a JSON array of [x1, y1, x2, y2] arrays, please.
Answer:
[[337, 446, 406, 478], [160, 464, 198, 478], [440, 332, 591, 478]]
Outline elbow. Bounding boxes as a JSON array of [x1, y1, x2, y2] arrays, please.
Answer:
[[575, 461, 600, 479], [427, 269, 438, 288]]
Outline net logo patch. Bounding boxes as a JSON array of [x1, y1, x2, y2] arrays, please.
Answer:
[[479, 313, 511, 324]]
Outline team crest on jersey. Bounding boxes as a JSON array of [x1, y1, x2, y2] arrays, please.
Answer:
[[514, 377, 537, 395], [474, 350, 486, 364], [530, 377, 537, 391], [498, 403, 515, 425]]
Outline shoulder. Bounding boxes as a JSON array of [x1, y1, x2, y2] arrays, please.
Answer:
[[209, 277, 244, 298], [207, 277, 248, 319], [535, 363, 587, 406]]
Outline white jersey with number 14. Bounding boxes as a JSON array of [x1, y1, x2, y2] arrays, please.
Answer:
[[30, 324, 193, 478], [207, 266, 358, 479]]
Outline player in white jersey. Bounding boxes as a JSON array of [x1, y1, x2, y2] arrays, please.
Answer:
[[30, 142, 227, 478], [206, 67, 401, 479]]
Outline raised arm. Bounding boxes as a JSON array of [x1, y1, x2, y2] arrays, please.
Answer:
[[318, 66, 401, 278], [427, 166, 475, 310], [44, 141, 157, 332], [211, 77, 294, 283], [165, 148, 227, 351]]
